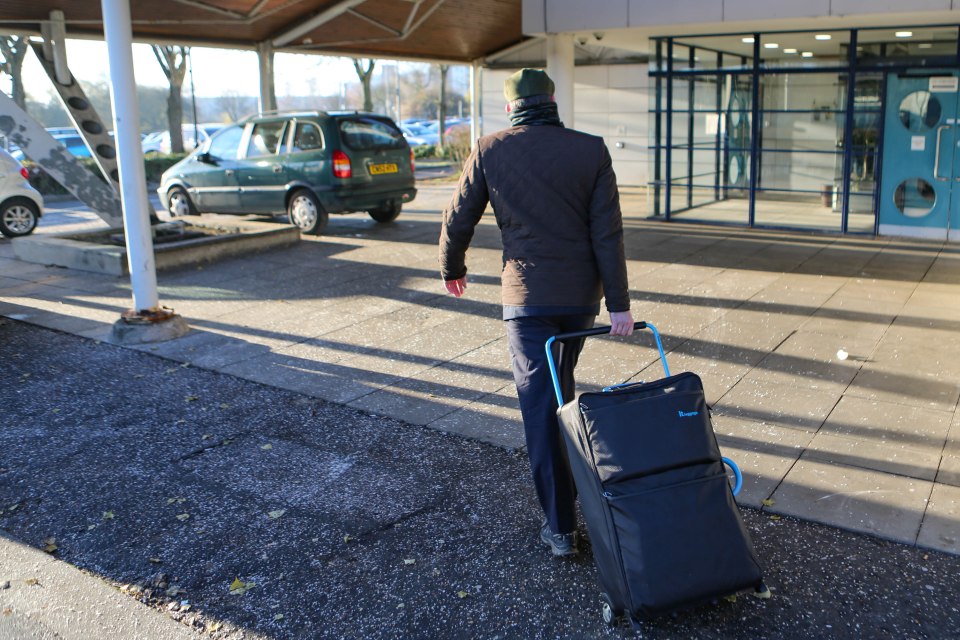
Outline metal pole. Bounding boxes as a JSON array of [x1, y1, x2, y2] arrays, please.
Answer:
[[666, 38, 674, 220], [654, 40, 663, 216], [469, 60, 480, 148], [101, 0, 159, 312], [748, 34, 761, 227], [188, 48, 199, 148], [840, 29, 858, 234], [687, 47, 695, 209]]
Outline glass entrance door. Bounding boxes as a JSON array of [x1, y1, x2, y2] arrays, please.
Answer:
[[879, 73, 960, 239]]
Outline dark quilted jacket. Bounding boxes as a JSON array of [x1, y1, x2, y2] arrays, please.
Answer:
[[439, 125, 630, 312]]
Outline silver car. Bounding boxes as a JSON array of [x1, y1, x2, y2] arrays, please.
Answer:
[[0, 149, 44, 237]]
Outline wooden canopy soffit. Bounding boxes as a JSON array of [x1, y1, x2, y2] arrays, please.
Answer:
[[0, 0, 523, 62]]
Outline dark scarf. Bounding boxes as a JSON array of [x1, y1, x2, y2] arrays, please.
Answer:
[[508, 95, 564, 128]]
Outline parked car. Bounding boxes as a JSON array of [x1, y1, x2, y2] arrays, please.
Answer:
[[0, 148, 44, 237], [10, 133, 91, 161], [143, 123, 226, 155], [399, 125, 434, 146], [157, 111, 417, 235]]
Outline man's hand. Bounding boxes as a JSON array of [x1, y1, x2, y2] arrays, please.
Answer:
[[444, 277, 467, 298], [609, 310, 634, 336]]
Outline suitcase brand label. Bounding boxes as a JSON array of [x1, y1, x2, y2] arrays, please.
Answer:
[[677, 410, 699, 417]]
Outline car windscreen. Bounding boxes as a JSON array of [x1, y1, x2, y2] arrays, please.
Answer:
[[337, 117, 406, 151]]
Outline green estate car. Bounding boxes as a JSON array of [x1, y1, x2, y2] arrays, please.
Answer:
[[157, 111, 417, 234]]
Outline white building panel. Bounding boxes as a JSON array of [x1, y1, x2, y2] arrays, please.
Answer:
[[627, 0, 723, 26], [831, 0, 953, 13], [724, 0, 831, 21]]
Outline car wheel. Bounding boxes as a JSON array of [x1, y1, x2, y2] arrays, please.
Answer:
[[288, 189, 328, 235], [166, 186, 196, 218], [0, 198, 39, 237], [368, 201, 401, 223]]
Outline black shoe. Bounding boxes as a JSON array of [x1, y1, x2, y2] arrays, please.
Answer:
[[540, 521, 578, 557]]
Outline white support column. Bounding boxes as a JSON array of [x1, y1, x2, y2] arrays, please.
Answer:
[[546, 33, 575, 128], [101, 0, 159, 312], [257, 41, 276, 113], [469, 60, 481, 148], [48, 10, 72, 86]]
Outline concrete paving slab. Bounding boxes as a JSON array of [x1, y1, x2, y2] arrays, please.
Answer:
[[819, 395, 953, 452], [714, 376, 841, 432], [770, 458, 932, 545], [712, 416, 812, 508], [426, 385, 526, 450], [845, 366, 960, 413], [0, 533, 202, 640], [643, 348, 752, 405], [946, 413, 960, 457], [917, 483, 960, 554], [804, 431, 941, 481], [937, 455, 960, 487]]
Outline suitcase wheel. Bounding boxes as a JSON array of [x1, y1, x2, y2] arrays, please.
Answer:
[[600, 593, 618, 627]]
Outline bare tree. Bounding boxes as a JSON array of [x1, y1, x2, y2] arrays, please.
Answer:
[[352, 58, 376, 112], [217, 89, 247, 123], [0, 36, 29, 109], [437, 64, 449, 154], [152, 45, 189, 153]]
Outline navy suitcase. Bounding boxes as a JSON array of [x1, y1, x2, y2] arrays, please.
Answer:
[[546, 321, 767, 627]]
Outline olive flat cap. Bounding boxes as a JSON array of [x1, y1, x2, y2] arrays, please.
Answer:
[[503, 68, 555, 102]]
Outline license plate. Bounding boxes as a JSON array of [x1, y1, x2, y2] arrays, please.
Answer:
[[369, 163, 398, 175]]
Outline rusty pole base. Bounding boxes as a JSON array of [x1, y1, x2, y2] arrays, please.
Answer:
[[110, 306, 190, 345]]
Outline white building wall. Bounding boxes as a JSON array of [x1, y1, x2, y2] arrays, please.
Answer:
[[524, 0, 960, 35], [481, 64, 650, 187]]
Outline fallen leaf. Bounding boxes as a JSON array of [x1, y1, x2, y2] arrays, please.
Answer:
[[724, 594, 738, 603], [166, 585, 184, 597], [762, 498, 776, 507], [176, 513, 190, 522], [267, 510, 286, 520], [220, 403, 230, 409], [343, 534, 353, 543], [769, 515, 781, 521], [403, 559, 416, 566], [201, 434, 213, 440], [229, 578, 255, 595], [149, 557, 162, 564], [206, 621, 222, 632], [42, 537, 57, 554], [24, 578, 38, 586], [180, 363, 190, 368], [260, 443, 273, 450], [165, 368, 178, 374], [273, 613, 284, 621], [456, 590, 469, 599], [51, 408, 60, 414], [8, 503, 19, 512], [87, 524, 97, 531], [184, 395, 199, 402], [2, 607, 11, 616], [222, 439, 234, 445], [102, 511, 115, 520], [167, 497, 187, 505]]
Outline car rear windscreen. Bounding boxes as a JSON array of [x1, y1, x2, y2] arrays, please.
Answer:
[[338, 117, 406, 151]]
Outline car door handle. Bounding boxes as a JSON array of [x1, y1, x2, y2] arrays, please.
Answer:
[[272, 165, 282, 173], [224, 169, 234, 176]]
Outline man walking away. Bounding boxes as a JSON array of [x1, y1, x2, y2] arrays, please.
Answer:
[[438, 68, 634, 557]]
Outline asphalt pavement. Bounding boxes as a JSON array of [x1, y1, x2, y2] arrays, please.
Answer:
[[2, 317, 960, 639]]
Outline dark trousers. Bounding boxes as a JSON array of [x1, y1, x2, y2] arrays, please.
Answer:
[[505, 314, 595, 535]]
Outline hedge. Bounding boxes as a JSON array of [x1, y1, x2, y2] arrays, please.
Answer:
[[24, 153, 189, 196]]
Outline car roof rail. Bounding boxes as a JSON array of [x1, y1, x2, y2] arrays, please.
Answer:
[[238, 109, 328, 123]]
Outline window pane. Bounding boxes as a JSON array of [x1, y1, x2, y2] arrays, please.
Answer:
[[246, 121, 286, 157], [293, 122, 324, 152], [207, 125, 244, 160], [338, 117, 405, 150]]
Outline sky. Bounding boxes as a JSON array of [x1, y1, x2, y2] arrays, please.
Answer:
[[14, 38, 393, 102]]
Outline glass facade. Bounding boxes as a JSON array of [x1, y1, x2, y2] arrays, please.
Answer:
[[650, 26, 960, 234]]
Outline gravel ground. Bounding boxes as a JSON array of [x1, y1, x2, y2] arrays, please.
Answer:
[[1, 317, 959, 639]]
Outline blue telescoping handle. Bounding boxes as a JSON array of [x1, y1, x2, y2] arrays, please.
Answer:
[[723, 457, 743, 496], [544, 321, 670, 407]]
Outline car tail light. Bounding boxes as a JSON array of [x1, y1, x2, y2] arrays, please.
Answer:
[[409, 148, 415, 172], [332, 150, 352, 178], [19, 167, 29, 180]]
